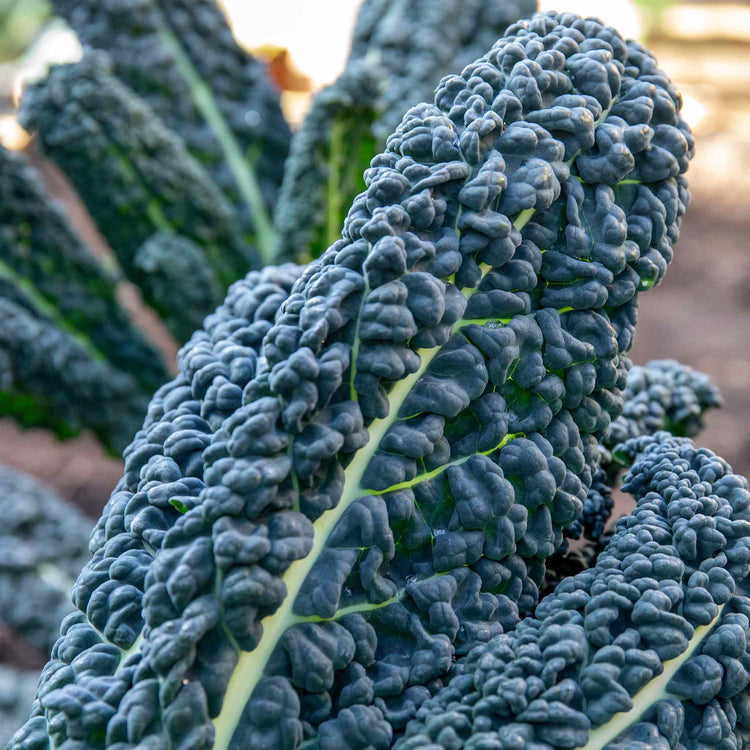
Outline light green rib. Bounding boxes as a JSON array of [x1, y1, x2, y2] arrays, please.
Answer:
[[0, 258, 105, 363], [577, 604, 726, 750], [326, 118, 347, 249], [153, 10, 275, 264], [104, 143, 172, 235], [211, 206, 537, 749], [290, 591, 406, 626], [363, 431, 524, 496], [211, 100, 617, 745], [117, 632, 145, 671]]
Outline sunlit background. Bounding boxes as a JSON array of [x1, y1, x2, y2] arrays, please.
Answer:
[[0, 0, 748, 511], [3, 1, 750, 133]]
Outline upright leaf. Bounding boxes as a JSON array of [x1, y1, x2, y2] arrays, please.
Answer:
[[52, 0, 291, 262], [0, 143, 166, 392], [21, 53, 255, 339], [273, 0, 537, 262], [609, 358, 723, 450], [133, 232, 224, 343], [9, 13, 694, 750], [0, 291, 150, 452]]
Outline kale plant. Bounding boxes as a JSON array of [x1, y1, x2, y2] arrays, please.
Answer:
[[7, 11, 720, 750], [0, 0, 535, 454], [2, 2, 743, 749]]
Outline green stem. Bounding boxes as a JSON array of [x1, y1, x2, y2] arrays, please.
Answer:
[[326, 119, 346, 249], [152, 9, 275, 264]]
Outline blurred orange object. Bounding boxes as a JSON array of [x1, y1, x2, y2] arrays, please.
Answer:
[[253, 45, 312, 93]]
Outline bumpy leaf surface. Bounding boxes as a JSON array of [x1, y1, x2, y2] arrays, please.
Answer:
[[133, 232, 223, 343], [609, 358, 722, 452], [51, 0, 290, 262], [399, 433, 750, 749], [0, 294, 150, 452], [349, 0, 539, 137], [10, 13, 693, 749], [0, 144, 166, 392], [8, 265, 302, 750], [569, 359, 721, 545], [273, 63, 382, 263], [571, 359, 721, 549], [0, 466, 92, 653], [20, 53, 254, 331], [273, 0, 537, 262]]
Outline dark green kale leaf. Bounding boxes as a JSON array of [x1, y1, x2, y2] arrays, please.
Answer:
[[273, 63, 383, 264], [348, 0, 539, 138], [273, 0, 537, 263], [560, 359, 722, 564], [8, 263, 302, 749], [550, 360, 721, 592], [0, 291, 150, 452], [399, 433, 750, 749], [0, 143, 166, 392], [567, 359, 722, 550], [133, 232, 223, 343], [609, 358, 723, 451], [9, 12, 694, 749], [51, 0, 290, 262], [20, 52, 255, 337]]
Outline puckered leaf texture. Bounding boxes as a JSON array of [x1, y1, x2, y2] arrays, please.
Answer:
[[10, 12, 694, 750], [273, 0, 537, 263], [398, 433, 750, 749], [132, 232, 224, 344], [546, 361, 721, 595], [0, 293, 151, 452], [0, 144, 164, 450], [20, 53, 255, 340], [0, 144, 166, 393], [50, 0, 290, 261], [565, 359, 721, 547], [0, 469, 92, 747], [609, 358, 723, 453]]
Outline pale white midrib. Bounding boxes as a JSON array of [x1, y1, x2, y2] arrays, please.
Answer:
[[152, 11, 275, 265], [576, 603, 727, 750], [210, 207, 536, 748], [116, 631, 145, 672]]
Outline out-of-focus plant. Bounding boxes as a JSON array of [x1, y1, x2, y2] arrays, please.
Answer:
[[0, 0, 51, 63], [631, 0, 677, 38], [1, 0, 540, 455]]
